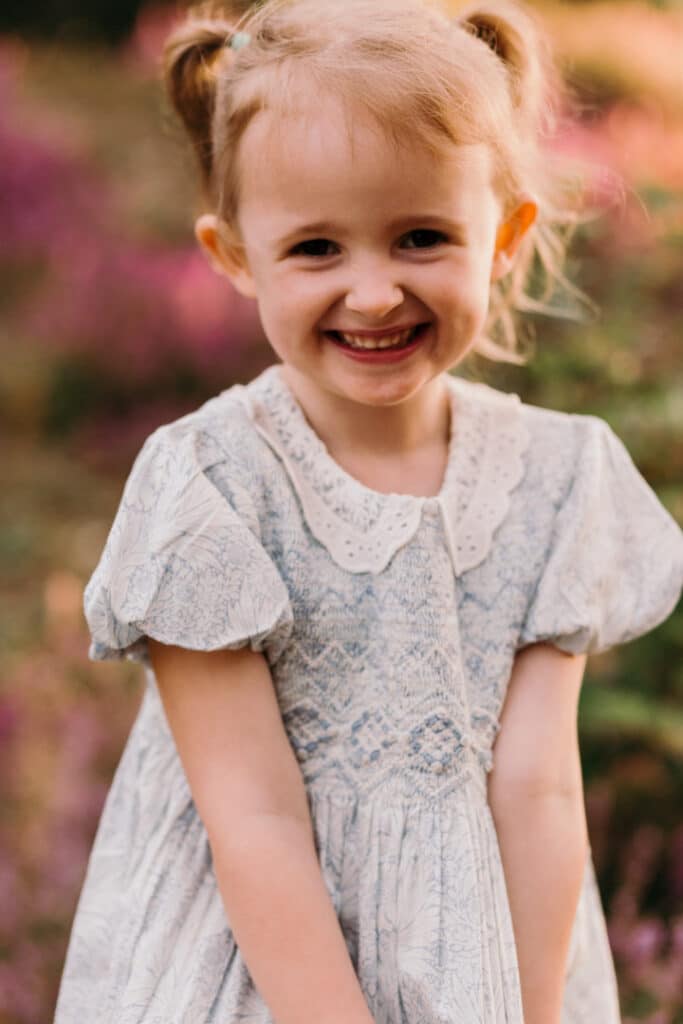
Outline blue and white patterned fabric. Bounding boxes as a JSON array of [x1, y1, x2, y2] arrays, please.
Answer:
[[54, 364, 683, 1023]]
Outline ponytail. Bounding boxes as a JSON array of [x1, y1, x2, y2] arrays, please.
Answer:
[[458, 0, 556, 136], [162, 6, 237, 200], [454, 0, 584, 363]]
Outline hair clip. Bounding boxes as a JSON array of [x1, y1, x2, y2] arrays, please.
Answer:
[[230, 31, 251, 51]]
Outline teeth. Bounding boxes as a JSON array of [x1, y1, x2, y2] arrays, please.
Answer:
[[338, 327, 417, 350]]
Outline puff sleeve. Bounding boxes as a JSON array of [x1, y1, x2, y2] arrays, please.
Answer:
[[517, 417, 683, 656], [83, 429, 294, 667]]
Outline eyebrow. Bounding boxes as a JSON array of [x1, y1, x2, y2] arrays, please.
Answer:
[[279, 221, 337, 242], [276, 214, 468, 246]]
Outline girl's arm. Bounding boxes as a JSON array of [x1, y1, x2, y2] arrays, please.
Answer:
[[148, 639, 375, 1024], [487, 642, 589, 1024]]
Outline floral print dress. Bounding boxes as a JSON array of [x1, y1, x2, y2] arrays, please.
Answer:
[[54, 364, 683, 1024]]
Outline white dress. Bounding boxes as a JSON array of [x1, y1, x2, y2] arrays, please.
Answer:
[[54, 364, 683, 1024]]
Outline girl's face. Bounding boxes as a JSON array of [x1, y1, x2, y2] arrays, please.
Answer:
[[198, 97, 531, 410]]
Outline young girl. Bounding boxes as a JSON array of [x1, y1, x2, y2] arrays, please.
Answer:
[[54, 0, 683, 1021]]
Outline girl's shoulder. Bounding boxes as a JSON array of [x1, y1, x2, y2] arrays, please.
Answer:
[[84, 373, 296, 668], [449, 374, 626, 502], [130, 371, 294, 518], [454, 374, 643, 477], [454, 374, 612, 447], [459, 381, 683, 656], [143, 376, 268, 467], [518, 389, 621, 487]]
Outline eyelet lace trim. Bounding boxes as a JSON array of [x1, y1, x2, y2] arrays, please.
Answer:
[[235, 365, 530, 575], [448, 380, 531, 574]]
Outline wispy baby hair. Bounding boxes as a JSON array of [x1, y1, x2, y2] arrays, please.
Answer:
[[162, 0, 584, 364]]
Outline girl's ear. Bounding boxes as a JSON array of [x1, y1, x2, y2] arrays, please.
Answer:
[[490, 198, 537, 281], [194, 213, 257, 299]]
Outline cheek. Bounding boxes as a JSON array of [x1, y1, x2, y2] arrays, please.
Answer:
[[443, 267, 491, 326], [254, 287, 318, 353], [262, 272, 329, 326], [440, 280, 491, 349], [255, 300, 290, 350]]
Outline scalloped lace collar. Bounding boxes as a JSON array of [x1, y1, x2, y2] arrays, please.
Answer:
[[235, 364, 530, 576]]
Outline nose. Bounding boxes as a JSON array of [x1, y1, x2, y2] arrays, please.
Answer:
[[344, 262, 404, 320]]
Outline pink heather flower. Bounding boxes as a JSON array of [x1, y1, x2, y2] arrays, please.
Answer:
[[610, 917, 667, 967]]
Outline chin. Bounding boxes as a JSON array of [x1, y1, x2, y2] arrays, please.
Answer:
[[342, 374, 433, 407]]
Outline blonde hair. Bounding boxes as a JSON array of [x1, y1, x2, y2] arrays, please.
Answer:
[[162, 0, 587, 365]]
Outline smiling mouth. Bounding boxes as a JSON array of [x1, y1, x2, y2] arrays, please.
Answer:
[[325, 323, 429, 351]]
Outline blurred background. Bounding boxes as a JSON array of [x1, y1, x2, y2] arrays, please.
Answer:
[[0, 0, 682, 1020]]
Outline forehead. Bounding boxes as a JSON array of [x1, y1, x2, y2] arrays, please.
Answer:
[[234, 96, 496, 237]]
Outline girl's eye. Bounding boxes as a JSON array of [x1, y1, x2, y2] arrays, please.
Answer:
[[290, 238, 338, 258], [401, 229, 449, 249]]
